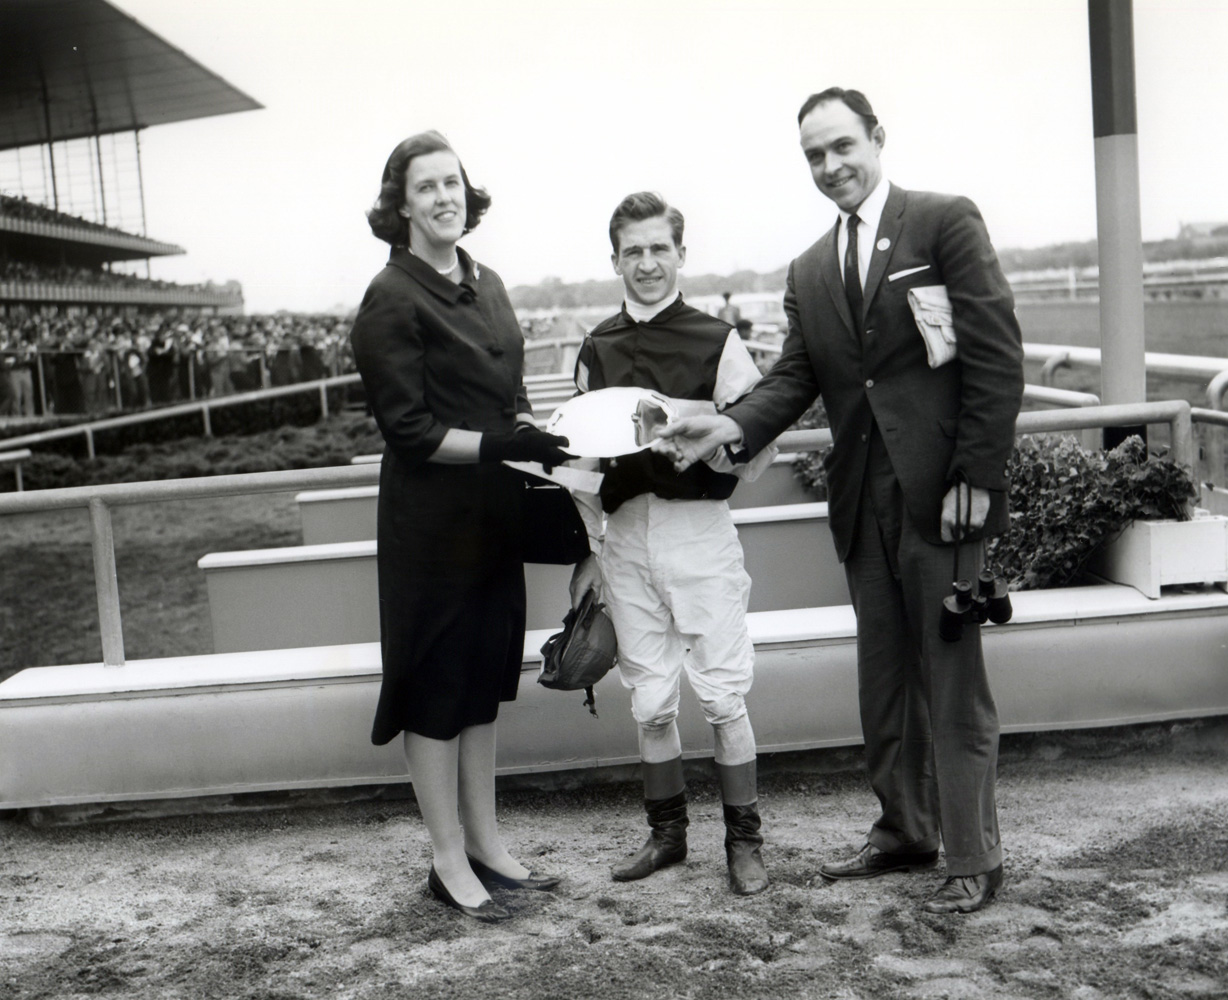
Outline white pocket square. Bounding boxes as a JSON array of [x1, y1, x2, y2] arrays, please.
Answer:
[[906, 284, 956, 368], [888, 264, 931, 282]]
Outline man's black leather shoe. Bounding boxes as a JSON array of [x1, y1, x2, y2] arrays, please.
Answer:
[[921, 864, 1004, 914], [819, 844, 939, 881]]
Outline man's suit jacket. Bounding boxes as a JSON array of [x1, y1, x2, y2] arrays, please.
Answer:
[[726, 183, 1024, 561]]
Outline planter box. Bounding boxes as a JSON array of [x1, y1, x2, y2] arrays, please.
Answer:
[[1089, 514, 1228, 598]]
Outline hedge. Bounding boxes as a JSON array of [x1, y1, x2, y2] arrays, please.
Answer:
[[3, 411, 385, 492], [790, 430, 1198, 591]]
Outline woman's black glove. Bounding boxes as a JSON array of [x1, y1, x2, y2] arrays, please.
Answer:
[[479, 427, 576, 471]]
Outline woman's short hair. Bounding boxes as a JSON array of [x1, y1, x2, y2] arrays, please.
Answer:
[[608, 191, 685, 254], [366, 130, 492, 246]]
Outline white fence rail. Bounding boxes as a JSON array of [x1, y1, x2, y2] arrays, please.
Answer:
[[0, 374, 363, 457], [1023, 343, 1228, 408], [0, 399, 1198, 671]]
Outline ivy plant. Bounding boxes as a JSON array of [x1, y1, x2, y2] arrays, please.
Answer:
[[789, 399, 831, 502], [792, 431, 1198, 591], [988, 435, 1197, 590]]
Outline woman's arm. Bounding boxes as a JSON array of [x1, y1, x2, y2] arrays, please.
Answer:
[[428, 428, 482, 463], [351, 273, 573, 468], [349, 277, 449, 466]]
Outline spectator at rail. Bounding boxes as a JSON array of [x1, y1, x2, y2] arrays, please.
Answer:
[[0, 325, 15, 414], [147, 324, 180, 404], [204, 327, 235, 397], [717, 291, 742, 326], [77, 333, 111, 413], [299, 322, 329, 382], [269, 325, 302, 387], [237, 328, 269, 391], [1, 319, 39, 415], [47, 323, 85, 414], [109, 328, 144, 409]]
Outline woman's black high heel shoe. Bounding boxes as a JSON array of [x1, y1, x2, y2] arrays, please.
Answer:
[[427, 866, 511, 922], [468, 854, 562, 891]]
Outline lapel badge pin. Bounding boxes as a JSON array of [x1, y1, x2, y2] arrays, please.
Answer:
[[876, 237, 891, 252]]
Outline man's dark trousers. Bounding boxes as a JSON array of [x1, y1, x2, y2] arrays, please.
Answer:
[[843, 427, 1002, 877]]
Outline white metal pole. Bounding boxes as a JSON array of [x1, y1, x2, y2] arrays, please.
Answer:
[[1089, 0, 1147, 446]]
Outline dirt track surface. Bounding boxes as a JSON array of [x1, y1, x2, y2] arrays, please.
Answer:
[[2, 722, 1227, 1000]]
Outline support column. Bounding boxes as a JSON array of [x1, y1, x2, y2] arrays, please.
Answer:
[[134, 129, 149, 237], [1089, 0, 1147, 448], [38, 64, 59, 210]]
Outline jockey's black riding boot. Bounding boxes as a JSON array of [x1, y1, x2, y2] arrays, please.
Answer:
[[718, 760, 769, 896], [611, 757, 688, 882]]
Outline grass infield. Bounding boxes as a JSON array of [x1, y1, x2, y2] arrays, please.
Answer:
[[0, 413, 383, 683]]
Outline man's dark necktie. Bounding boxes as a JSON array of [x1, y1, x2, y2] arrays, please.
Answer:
[[844, 213, 864, 333]]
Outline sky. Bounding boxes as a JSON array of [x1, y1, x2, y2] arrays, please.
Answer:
[[85, 0, 1228, 314]]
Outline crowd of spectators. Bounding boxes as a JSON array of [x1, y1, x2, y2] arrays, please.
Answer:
[[0, 308, 355, 417], [0, 257, 229, 294], [1, 192, 144, 239]]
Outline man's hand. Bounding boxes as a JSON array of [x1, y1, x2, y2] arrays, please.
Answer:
[[569, 553, 603, 609], [652, 415, 743, 472], [941, 482, 990, 542]]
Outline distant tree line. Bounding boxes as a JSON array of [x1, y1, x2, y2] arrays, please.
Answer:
[[998, 237, 1228, 274], [508, 268, 788, 311], [508, 237, 1228, 312]]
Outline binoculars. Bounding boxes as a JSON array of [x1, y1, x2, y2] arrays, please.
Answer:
[[939, 569, 1013, 643], [938, 474, 1012, 643]]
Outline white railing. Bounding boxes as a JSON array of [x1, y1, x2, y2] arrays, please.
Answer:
[[752, 340, 1228, 411], [1006, 258, 1228, 300], [523, 337, 581, 355], [1025, 343, 1228, 409], [0, 370, 584, 459], [0, 374, 363, 457], [2, 345, 349, 414], [0, 399, 1197, 671]]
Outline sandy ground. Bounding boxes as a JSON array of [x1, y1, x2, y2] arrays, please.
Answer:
[[2, 720, 1227, 1000]]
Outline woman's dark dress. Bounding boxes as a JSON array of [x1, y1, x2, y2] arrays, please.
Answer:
[[349, 247, 533, 744]]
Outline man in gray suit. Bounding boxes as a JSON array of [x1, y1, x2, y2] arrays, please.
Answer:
[[658, 87, 1024, 913]]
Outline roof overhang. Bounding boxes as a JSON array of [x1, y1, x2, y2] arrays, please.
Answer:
[[0, 0, 262, 152]]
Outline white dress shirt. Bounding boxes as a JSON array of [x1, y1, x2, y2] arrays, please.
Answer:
[[837, 177, 891, 291]]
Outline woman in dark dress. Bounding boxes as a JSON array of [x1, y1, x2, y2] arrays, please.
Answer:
[[350, 132, 573, 923]]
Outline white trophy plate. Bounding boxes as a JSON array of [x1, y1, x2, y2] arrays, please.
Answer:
[[546, 387, 678, 458]]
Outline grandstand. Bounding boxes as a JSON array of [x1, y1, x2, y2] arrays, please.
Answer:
[[0, 0, 261, 314]]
